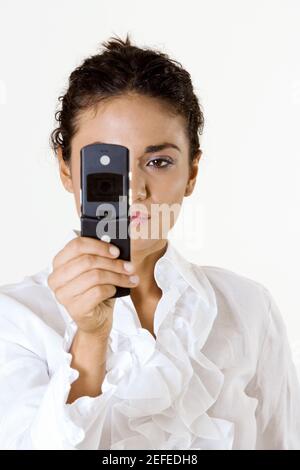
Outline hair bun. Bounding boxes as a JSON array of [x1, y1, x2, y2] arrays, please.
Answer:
[[102, 33, 132, 52]]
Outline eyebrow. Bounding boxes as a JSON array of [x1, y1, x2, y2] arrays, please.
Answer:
[[143, 142, 181, 153], [88, 141, 181, 154]]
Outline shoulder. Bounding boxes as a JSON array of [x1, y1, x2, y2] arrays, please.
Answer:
[[200, 264, 270, 303], [194, 263, 272, 333], [0, 265, 52, 314], [0, 266, 65, 348], [191, 264, 280, 370]]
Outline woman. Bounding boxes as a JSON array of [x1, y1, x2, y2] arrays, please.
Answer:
[[0, 34, 299, 450]]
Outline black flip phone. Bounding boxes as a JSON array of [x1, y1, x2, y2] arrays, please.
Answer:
[[80, 143, 131, 298]]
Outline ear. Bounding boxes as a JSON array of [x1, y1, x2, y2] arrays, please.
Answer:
[[184, 150, 202, 197], [57, 146, 74, 193]]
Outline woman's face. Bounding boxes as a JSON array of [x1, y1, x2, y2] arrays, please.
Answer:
[[58, 93, 201, 253]]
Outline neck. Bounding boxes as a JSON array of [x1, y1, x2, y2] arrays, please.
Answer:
[[130, 239, 168, 298]]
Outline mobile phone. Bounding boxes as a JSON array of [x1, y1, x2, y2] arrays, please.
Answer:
[[80, 142, 131, 298]]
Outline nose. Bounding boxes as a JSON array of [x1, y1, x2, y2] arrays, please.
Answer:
[[129, 166, 147, 203]]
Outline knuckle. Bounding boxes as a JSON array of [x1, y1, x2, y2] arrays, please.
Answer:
[[55, 286, 66, 304], [103, 258, 116, 274], [90, 268, 102, 283], [93, 285, 103, 299], [48, 272, 58, 291], [108, 272, 122, 288], [102, 284, 116, 298], [84, 254, 94, 270], [74, 236, 84, 254], [110, 284, 117, 295], [113, 259, 124, 273], [52, 254, 58, 270], [47, 273, 53, 288], [122, 273, 132, 284]]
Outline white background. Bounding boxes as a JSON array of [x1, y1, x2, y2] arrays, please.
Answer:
[[0, 1, 299, 353]]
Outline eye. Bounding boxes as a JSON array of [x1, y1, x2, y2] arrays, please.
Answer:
[[146, 157, 173, 169]]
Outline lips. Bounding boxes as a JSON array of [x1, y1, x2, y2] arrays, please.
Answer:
[[130, 210, 150, 220]]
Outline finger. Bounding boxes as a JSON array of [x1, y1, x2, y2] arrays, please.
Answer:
[[54, 269, 139, 304], [52, 236, 120, 270], [48, 253, 134, 291], [69, 284, 117, 320]]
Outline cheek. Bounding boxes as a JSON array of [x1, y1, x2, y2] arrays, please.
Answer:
[[150, 173, 187, 204]]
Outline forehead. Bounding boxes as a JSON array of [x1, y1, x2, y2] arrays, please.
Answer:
[[72, 93, 188, 152]]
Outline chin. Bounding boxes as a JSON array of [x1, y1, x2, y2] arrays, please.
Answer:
[[130, 237, 155, 250]]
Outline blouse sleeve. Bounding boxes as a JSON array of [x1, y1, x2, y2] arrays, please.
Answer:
[[0, 293, 115, 450], [253, 288, 300, 449]]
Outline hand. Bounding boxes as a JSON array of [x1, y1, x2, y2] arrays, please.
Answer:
[[47, 236, 138, 338]]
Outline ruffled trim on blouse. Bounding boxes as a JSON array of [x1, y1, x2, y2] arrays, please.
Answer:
[[100, 242, 235, 450], [47, 232, 235, 449]]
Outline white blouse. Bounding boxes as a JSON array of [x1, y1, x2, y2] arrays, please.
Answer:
[[0, 228, 299, 450]]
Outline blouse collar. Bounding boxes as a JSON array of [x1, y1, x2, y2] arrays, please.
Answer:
[[60, 228, 214, 306]]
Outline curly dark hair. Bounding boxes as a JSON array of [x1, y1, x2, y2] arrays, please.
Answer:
[[49, 33, 204, 166]]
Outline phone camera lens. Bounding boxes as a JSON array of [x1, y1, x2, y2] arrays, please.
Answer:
[[100, 180, 112, 193]]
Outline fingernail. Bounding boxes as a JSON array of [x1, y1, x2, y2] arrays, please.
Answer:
[[129, 275, 139, 284], [109, 246, 120, 257], [123, 262, 134, 273]]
